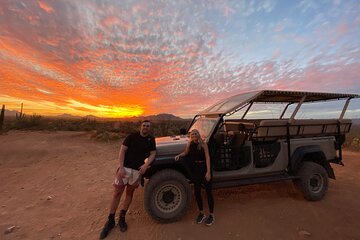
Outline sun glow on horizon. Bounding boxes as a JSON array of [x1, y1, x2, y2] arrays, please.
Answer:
[[67, 100, 144, 118], [0, 95, 144, 118]]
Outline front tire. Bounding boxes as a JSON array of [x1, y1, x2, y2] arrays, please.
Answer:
[[297, 161, 328, 201], [144, 169, 191, 222]]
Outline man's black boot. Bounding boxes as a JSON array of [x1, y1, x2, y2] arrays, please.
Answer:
[[119, 209, 128, 232], [99, 215, 115, 239]]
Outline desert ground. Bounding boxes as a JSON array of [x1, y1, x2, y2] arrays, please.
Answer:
[[0, 131, 359, 240]]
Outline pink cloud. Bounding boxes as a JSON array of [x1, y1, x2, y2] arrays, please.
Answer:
[[272, 48, 281, 59]]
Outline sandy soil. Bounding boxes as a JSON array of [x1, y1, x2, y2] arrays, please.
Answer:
[[0, 131, 360, 240]]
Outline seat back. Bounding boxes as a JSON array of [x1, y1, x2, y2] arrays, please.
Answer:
[[257, 119, 352, 138]]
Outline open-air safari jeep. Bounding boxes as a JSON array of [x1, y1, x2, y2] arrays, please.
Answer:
[[143, 90, 359, 222]]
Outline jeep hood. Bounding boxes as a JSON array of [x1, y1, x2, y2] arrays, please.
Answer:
[[155, 136, 188, 156]]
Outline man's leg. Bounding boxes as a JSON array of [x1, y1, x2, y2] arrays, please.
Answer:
[[122, 184, 137, 210], [110, 185, 125, 214], [100, 185, 125, 239], [118, 184, 137, 232]]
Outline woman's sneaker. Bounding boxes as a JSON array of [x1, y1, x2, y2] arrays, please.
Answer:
[[205, 215, 215, 226], [196, 213, 206, 224]]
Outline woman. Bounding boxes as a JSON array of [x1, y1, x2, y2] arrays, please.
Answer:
[[175, 129, 215, 226]]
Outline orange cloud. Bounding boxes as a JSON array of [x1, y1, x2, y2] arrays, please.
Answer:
[[0, 0, 359, 118], [38, 1, 54, 14]]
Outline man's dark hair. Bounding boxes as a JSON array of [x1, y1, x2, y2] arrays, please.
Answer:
[[141, 120, 151, 124]]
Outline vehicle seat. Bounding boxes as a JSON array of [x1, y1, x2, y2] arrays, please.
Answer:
[[214, 132, 225, 146], [228, 131, 247, 148]]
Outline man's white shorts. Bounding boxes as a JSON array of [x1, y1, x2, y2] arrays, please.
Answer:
[[113, 167, 141, 188]]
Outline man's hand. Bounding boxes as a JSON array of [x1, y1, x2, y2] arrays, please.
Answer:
[[116, 166, 126, 180], [174, 155, 180, 161], [139, 163, 149, 175], [205, 171, 211, 182]]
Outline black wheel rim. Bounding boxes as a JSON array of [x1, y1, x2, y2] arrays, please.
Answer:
[[308, 173, 324, 193]]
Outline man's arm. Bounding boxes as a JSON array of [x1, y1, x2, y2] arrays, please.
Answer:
[[139, 150, 156, 175], [146, 150, 156, 164], [117, 145, 128, 178]]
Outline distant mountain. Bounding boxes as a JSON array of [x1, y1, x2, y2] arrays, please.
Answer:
[[144, 113, 183, 120], [124, 114, 182, 121], [83, 115, 99, 120], [54, 113, 183, 121], [56, 113, 81, 119], [2, 109, 183, 121]]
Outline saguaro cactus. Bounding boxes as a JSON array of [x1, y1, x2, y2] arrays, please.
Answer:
[[0, 104, 4, 130], [16, 103, 24, 119]]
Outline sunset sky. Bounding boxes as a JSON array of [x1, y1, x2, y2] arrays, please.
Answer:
[[0, 0, 359, 118]]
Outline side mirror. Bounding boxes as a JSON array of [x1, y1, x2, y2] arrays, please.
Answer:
[[180, 128, 187, 135]]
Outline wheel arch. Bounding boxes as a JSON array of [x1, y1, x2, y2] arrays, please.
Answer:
[[143, 157, 192, 181], [290, 145, 335, 179]]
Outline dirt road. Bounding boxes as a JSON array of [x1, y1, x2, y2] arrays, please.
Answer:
[[1, 131, 359, 240]]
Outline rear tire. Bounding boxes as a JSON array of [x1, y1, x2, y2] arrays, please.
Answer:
[[144, 169, 191, 222], [296, 161, 328, 201]]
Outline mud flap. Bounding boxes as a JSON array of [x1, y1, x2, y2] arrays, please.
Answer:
[[325, 163, 336, 179]]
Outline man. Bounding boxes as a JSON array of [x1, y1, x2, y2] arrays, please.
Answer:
[[99, 120, 156, 239]]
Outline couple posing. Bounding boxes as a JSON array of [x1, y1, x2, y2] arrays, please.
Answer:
[[99, 121, 214, 239]]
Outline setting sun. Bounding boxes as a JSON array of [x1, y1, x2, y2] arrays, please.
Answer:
[[67, 100, 144, 118]]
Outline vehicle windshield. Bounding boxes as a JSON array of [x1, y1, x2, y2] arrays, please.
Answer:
[[189, 117, 219, 139]]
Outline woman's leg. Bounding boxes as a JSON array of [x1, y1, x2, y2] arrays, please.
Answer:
[[194, 179, 203, 212], [193, 169, 207, 224], [203, 179, 215, 226], [192, 164, 204, 212], [204, 180, 214, 214]]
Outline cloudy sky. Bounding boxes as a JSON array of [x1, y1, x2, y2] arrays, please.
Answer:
[[0, 0, 359, 118]]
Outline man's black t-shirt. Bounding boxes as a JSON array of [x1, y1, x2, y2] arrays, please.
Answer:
[[123, 132, 156, 170]]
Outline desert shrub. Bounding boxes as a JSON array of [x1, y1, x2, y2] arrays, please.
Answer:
[[4, 115, 191, 138], [11, 114, 44, 130], [150, 120, 190, 137], [48, 118, 105, 131], [344, 124, 360, 151], [91, 130, 123, 142], [116, 121, 141, 134]]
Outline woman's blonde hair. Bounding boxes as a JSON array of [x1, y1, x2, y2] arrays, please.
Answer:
[[190, 129, 204, 150]]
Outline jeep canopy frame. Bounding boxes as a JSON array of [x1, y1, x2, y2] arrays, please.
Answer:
[[198, 90, 359, 121], [193, 90, 359, 167]]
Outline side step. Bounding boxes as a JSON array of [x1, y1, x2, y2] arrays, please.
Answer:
[[212, 174, 299, 189]]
